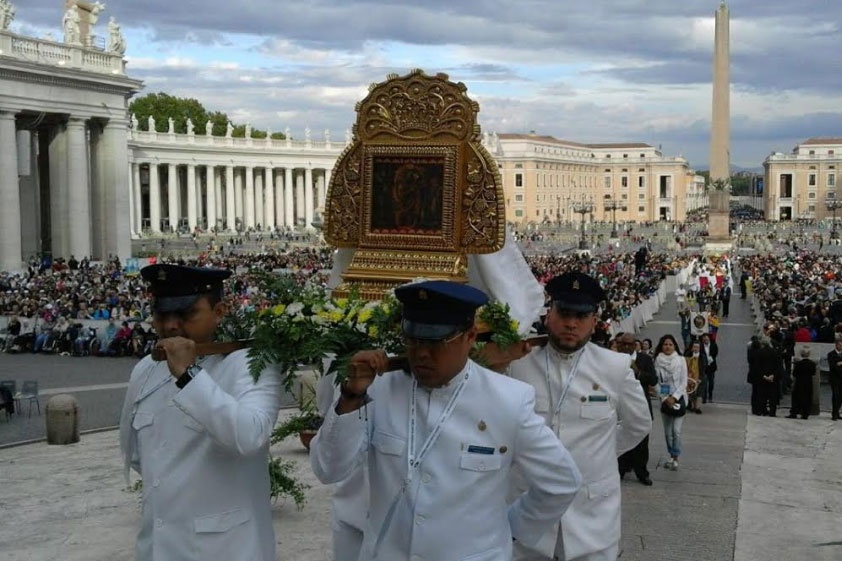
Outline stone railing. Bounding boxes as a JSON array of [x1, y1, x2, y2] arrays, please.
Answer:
[[128, 128, 349, 153], [0, 31, 125, 75]]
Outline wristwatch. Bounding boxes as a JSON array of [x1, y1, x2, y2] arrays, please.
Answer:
[[175, 363, 202, 389]]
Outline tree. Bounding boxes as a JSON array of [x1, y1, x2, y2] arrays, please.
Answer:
[[128, 93, 285, 138], [129, 93, 212, 134]]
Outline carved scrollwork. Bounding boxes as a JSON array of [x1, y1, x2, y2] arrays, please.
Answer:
[[358, 70, 477, 142]]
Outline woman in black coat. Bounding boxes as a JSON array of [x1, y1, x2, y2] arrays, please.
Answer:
[[787, 347, 815, 419]]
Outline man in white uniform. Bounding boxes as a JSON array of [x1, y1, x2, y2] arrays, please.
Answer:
[[119, 264, 283, 561], [510, 272, 652, 561], [311, 280, 582, 561]]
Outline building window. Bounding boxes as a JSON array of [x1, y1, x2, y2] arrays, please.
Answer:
[[808, 192, 816, 199], [621, 194, 628, 200], [827, 192, 836, 200], [621, 176, 628, 187], [638, 176, 645, 188], [638, 205, 645, 213], [623, 154, 628, 159], [515, 209, 523, 217], [604, 168, 611, 173], [515, 194, 524, 202], [808, 204, 816, 212], [638, 193, 646, 200], [829, 173, 836, 187], [830, 150, 835, 155], [604, 177, 611, 189], [639, 153, 645, 158], [809, 174, 816, 186], [809, 150, 816, 155], [515, 164, 523, 169], [515, 173, 523, 187]]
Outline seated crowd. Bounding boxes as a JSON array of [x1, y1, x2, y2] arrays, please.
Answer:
[[1, 246, 694, 358]]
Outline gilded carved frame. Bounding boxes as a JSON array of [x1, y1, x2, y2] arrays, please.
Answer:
[[324, 70, 505, 296]]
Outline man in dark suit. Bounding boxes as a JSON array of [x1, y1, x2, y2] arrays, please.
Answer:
[[700, 333, 719, 403], [616, 333, 657, 485], [720, 283, 732, 317], [826, 338, 842, 420]]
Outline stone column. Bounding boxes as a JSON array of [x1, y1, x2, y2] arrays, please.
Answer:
[[214, 167, 223, 228], [264, 167, 275, 229], [166, 163, 178, 233], [255, 169, 265, 230], [225, 166, 236, 232], [149, 163, 161, 233], [234, 168, 244, 230], [49, 124, 69, 258], [187, 163, 197, 231], [132, 163, 142, 234], [323, 168, 331, 214], [196, 168, 205, 228], [274, 169, 284, 228], [295, 170, 305, 228], [284, 167, 294, 228], [304, 166, 314, 230], [18, 130, 40, 261], [244, 166, 255, 229], [101, 119, 131, 258], [66, 117, 91, 259], [0, 111, 22, 271], [206, 166, 217, 233]]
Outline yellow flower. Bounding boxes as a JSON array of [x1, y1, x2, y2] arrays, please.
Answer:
[[367, 325, 379, 337], [335, 298, 349, 309], [328, 310, 344, 323], [271, 304, 286, 316], [357, 308, 373, 323], [510, 320, 519, 332]]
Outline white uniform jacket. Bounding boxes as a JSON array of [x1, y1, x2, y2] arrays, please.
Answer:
[[508, 343, 652, 559], [119, 350, 283, 561], [311, 360, 582, 561]]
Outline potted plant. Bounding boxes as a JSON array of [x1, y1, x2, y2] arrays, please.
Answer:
[[272, 404, 324, 451]]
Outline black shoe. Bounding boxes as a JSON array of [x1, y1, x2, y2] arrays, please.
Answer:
[[801, 416, 809, 420], [786, 414, 798, 419], [638, 476, 653, 486], [695, 409, 703, 414]]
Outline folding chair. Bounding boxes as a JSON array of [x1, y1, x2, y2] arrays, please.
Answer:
[[15, 380, 41, 418]]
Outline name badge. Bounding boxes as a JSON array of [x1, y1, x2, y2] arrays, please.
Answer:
[[659, 383, 670, 397], [467, 445, 495, 455], [587, 395, 608, 402]]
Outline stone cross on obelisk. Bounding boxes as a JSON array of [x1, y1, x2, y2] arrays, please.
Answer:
[[706, 0, 732, 249]]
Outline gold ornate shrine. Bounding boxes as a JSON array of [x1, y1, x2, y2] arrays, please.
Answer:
[[325, 70, 505, 298]]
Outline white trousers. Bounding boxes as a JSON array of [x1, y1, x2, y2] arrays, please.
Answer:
[[514, 539, 619, 561]]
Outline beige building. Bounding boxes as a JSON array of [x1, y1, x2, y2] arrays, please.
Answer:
[[764, 138, 842, 221], [484, 133, 700, 226]]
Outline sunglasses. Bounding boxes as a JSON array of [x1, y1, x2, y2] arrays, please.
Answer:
[[402, 330, 465, 351]]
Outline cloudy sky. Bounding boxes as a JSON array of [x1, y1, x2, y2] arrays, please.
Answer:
[[13, 1, 842, 169]]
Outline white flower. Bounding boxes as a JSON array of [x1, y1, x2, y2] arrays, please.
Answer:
[[286, 302, 304, 316]]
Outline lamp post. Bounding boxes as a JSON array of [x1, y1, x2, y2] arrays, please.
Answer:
[[827, 199, 841, 239], [572, 198, 595, 249], [604, 198, 627, 238]]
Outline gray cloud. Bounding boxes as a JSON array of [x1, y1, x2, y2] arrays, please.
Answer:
[[13, 0, 842, 168]]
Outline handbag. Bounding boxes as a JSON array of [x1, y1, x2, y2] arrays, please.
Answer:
[[660, 395, 687, 418]]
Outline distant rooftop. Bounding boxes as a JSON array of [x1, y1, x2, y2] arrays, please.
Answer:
[[801, 137, 842, 146], [496, 133, 652, 150]]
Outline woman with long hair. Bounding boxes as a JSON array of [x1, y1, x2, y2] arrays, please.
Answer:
[[654, 334, 688, 470]]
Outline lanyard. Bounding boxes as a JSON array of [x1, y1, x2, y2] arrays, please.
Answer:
[[374, 364, 471, 558], [407, 364, 471, 485], [545, 347, 585, 416]]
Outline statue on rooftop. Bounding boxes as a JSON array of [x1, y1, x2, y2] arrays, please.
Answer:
[[62, 5, 81, 45], [167, 117, 175, 134], [147, 115, 156, 132], [0, 0, 16, 31], [186, 118, 194, 135], [205, 120, 213, 136], [106, 16, 126, 55]]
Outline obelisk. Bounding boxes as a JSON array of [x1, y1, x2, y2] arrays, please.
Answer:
[[706, 1, 732, 250], [710, 1, 730, 182]]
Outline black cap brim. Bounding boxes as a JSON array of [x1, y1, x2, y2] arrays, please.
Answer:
[[401, 319, 463, 341], [553, 299, 597, 313], [153, 294, 201, 314]]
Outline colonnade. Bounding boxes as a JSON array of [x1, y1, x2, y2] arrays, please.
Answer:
[[0, 109, 130, 271], [129, 162, 332, 233]]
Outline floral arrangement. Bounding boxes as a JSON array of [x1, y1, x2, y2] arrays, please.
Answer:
[[224, 273, 523, 387]]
